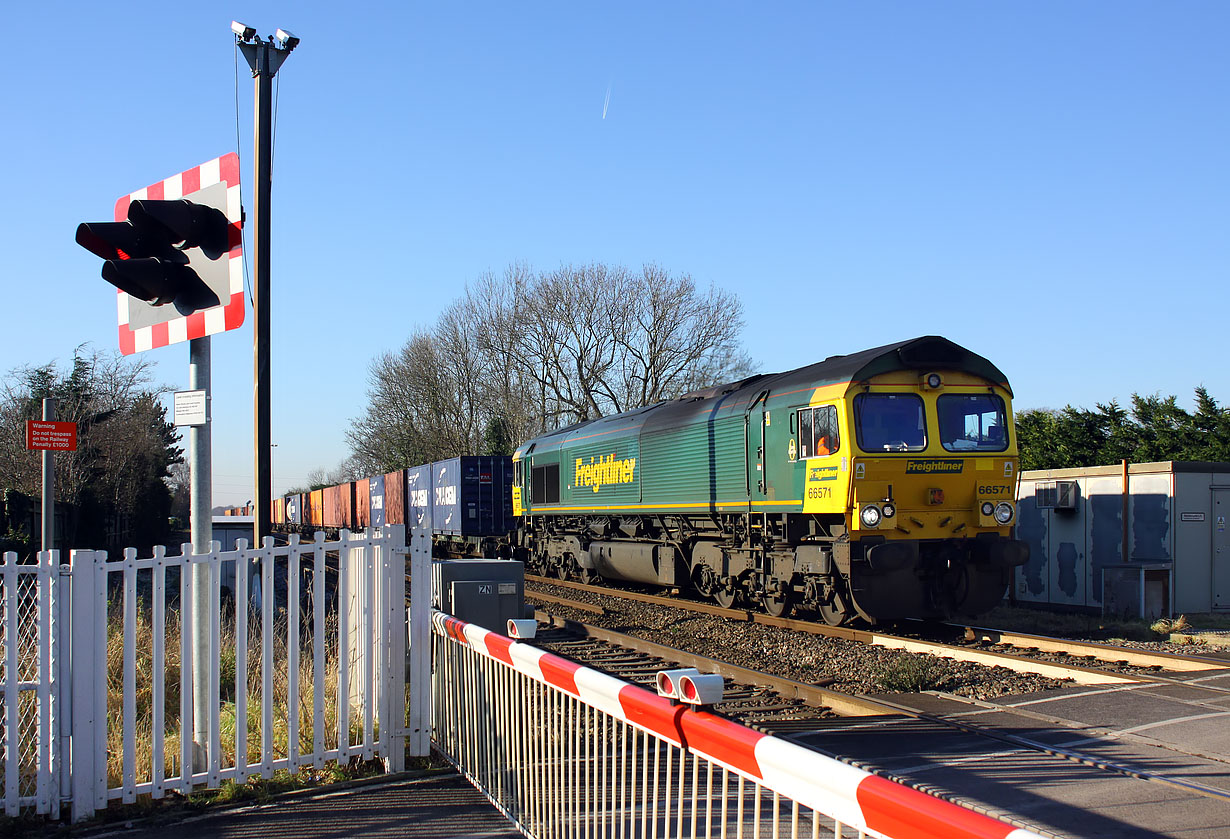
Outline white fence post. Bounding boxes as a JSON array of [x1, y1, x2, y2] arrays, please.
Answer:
[[406, 527, 431, 757], [68, 549, 100, 823], [384, 524, 407, 771]]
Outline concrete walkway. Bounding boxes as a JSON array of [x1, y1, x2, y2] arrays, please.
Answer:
[[83, 773, 522, 839]]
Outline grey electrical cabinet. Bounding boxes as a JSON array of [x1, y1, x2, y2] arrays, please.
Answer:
[[1016, 461, 1230, 616], [433, 558, 527, 632]]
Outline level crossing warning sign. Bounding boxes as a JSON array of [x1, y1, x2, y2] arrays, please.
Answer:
[[26, 421, 77, 451]]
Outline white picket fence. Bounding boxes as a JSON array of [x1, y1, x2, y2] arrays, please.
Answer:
[[0, 525, 424, 822]]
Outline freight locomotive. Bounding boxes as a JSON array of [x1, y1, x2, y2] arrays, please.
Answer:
[[271, 336, 1028, 625]]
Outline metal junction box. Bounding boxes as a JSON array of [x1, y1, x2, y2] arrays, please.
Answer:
[[432, 558, 527, 632]]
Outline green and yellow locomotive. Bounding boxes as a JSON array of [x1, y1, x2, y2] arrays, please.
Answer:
[[512, 336, 1028, 624]]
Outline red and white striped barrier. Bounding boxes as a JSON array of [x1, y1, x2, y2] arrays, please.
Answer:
[[433, 611, 1045, 839]]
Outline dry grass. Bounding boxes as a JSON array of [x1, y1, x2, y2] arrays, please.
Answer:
[[1149, 614, 1191, 636], [103, 600, 371, 790]]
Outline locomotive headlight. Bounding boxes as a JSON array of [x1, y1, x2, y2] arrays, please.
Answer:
[[860, 504, 882, 528], [881, 502, 896, 519], [993, 502, 1015, 524], [981, 501, 994, 516]]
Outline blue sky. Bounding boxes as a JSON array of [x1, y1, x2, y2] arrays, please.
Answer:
[[3, 2, 1226, 505]]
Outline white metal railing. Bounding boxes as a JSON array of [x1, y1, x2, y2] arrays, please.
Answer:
[[432, 612, 1046, 839], [0, 549, 63, 817], [1, 525, 419, 822]]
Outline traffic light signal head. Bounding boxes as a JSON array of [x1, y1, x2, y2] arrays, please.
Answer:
[[79, 154, 243, 355], [76, 193, 230, 316]]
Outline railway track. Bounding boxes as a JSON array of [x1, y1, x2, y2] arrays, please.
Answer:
[[525, 573, 1230, 683]]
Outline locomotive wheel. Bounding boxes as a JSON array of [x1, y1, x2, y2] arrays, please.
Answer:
[[760, 591, 794, 618], [817, 588, 852, 627], [577, 567, 598, 585], [713, 584, 738, 609]]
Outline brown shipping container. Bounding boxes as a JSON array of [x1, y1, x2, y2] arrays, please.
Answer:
[[355, 478, 370, 529], [273, 497, 285, 526], [324, 485, 343, 528], [308, 489, 325, 527], [384, 470, 405, 525], [340, 482, 356, 529]]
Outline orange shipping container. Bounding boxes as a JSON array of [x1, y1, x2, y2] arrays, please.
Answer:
[[308, 489, 325, 528]]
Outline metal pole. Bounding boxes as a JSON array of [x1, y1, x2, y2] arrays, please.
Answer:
[[239, 34, 292, 546], [252, 44, 274, 546], [41, 397, 55, 553], [189, 336, 212, 772]]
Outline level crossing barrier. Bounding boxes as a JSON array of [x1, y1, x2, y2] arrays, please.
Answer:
[[432, 610, 1046, 839]]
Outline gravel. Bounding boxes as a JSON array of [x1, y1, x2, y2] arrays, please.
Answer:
[[526, 582, 1070, 700]]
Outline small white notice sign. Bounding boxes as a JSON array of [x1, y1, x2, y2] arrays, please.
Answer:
[[174, 389, 208, 427]]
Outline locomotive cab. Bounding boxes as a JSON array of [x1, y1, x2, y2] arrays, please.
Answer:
[[795, 370, 1028, 622]]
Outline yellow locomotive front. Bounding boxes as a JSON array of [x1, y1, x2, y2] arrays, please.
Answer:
[[798, 368, 1028, 621]]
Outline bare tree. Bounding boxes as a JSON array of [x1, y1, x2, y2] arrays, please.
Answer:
[[347, 263, 754, 471]]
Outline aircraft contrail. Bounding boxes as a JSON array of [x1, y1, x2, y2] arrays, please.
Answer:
[[603, 84, 611, 119]]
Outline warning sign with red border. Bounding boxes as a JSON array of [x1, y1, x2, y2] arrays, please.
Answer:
[[114, 153, 244, 354], [26, 421, 78, 452]]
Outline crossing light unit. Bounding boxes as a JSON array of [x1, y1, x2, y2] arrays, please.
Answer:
[[76, 199, 228, 315], [75, 154, 244, 355], [655, 668, 700, 700]]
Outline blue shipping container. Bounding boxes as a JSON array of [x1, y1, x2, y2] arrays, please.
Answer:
[[406, 464, 432, 530], [431, 456, 514, 537], [285, 494, 303, 525], [369, 473, 386, 528]]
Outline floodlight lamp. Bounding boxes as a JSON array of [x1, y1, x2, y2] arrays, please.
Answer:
[[231, 20, 257, 41], [275, 28, 300, 51]]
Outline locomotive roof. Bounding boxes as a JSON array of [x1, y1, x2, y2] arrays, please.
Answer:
[[758, 335, 1011, 397], [518, 336, 1010, 453]]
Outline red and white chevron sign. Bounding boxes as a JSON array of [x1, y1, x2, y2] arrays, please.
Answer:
[[113, 153, 244, 354], [434, 612, 1046, 839]]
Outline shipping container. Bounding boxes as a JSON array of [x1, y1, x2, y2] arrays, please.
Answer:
[[355, 478, 370, 529], [272, 497, 285, 526], [307, 489, 325, 528], [323, 485, 343, 528], [339, 481, 356, 529], [285, 493, 304, 525], [430, 456, 514, 537], [406, 464, 432, 530], [384, 470, 405, 525], [368, 474, 386, 527]]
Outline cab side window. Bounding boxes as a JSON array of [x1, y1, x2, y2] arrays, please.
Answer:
[[796, 405, 841, 458], [813, 405, 840, 456]]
